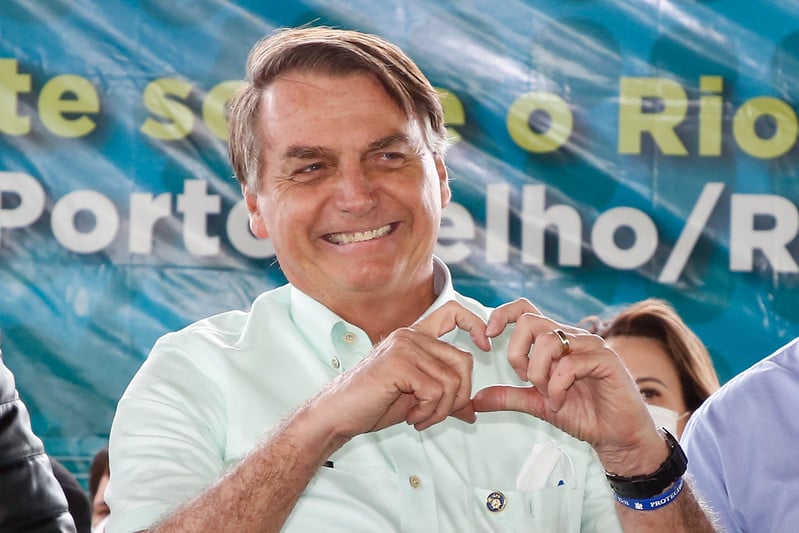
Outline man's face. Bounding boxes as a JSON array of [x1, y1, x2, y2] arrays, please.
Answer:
[[245, 71, 450, 305]]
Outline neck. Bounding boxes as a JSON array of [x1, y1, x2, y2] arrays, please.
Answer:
[[322, 281, 437, 345]]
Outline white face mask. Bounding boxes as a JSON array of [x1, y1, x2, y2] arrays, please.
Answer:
[[91, 515, 109, 533], [646, 404, 689, 437]]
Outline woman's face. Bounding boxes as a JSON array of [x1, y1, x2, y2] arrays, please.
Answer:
[[608, 335, 690, 437], [92, 473, 110, 528]]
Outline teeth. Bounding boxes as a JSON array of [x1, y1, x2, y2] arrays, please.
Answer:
[[328, 224, 392, 244]]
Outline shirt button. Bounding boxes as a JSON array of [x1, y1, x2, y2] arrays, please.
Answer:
[[343, 332, 356, 344], [331, 356, 341, 369], [409, 475, 421, 488]]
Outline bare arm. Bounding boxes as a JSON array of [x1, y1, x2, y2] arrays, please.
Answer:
[[150, 400, 346, 533], [615, 482, 717, 532], [600, 432, 718, 532]]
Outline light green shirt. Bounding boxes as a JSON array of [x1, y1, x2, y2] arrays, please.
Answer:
[[107, 259, 622, 533]]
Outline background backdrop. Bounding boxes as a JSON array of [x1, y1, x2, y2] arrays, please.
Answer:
[[2, 0, 799, 485]]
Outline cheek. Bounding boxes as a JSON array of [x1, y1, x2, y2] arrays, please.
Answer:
[[662, 391, 688, 413]]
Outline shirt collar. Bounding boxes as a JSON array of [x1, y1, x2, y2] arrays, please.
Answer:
[[288, 256, 458, 371]]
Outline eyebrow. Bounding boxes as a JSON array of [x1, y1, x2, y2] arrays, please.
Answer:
[[282, 145, 335, 160], [281, 133, 414, 161], [635, 376, 670, 388], [366, 133, 413, 152]]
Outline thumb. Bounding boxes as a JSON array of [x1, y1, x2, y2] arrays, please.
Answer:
[[472, 385, 544, 417]]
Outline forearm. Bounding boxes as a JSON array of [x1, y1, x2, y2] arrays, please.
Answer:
[[599, 430, 718, 532], [150, 402, 347, 533], [616, 481, 718, 532]]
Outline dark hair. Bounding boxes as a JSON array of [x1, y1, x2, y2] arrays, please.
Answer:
[[227, 26, 448, 188], [88, 446, 109, 503], [581, 298, 720, 412]]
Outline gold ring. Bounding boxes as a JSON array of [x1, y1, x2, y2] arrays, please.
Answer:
[[553, 328, 570, 355]]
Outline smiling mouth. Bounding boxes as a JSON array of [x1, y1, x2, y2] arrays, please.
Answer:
[[325, 223, 394, 245]]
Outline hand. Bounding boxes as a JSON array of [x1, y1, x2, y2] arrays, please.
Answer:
[[314, 301, 491, 440], [474, 298, 665, 475]]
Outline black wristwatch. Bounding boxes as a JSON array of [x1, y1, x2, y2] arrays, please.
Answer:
[[605, 427, 687, 499]]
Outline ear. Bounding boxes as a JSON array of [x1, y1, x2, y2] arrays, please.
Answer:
[[434, 154, 451, 208], [242, 182, 269, 239]]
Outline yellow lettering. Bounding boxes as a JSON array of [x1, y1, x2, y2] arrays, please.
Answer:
[[698, 76, 723, 156], [38, 75, 99, 137], [733, 97, 797, 159], [140, 78, 194, 140], [0, 59, 31, 135], [618, 77, 688, 155], [203, 80, 242, 141], [507, 91, 572, 153], [437, 88, 465, 144]]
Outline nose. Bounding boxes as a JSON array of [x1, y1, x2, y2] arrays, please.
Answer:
[[335, 161, 376, 214]]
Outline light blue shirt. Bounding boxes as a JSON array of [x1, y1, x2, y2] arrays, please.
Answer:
[[107, 259, 621, 533], [682, 337, 799, 533]]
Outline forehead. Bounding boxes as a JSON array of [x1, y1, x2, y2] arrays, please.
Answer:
[[257, 71, 416, 150], [609, 335, 679, 380]]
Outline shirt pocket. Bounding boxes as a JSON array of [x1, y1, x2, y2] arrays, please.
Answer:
[[286, 463, 402, 532], [468, 485, 583, 533]]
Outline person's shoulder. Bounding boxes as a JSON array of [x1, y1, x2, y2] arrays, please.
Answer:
[[719, 336, 799, 392], [764, 336, 799, 372], [159, 284, 291, 344], [691, 336, 799, 423]]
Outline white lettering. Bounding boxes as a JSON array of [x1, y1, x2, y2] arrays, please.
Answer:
[[176, 179, 220, 256], [730, 194, 799, 272], [0, 172, 46, 245], [486, 183, 510, 263], [436, 202, 474, 263], [592, 207, 657, 269], [521, 184, 582, 265], [129, 192, 172, 254], [51, 190, 119, 253], [4, 174, 799, 281]]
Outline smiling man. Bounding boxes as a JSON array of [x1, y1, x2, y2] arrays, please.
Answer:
[[106, 27, 717, 533]]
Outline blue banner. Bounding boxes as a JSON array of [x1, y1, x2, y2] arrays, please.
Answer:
[[2, 0, 798, 482]]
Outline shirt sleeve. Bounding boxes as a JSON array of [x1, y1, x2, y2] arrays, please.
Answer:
[[106, 333, 228, 533], [681, 401, 739, 533]]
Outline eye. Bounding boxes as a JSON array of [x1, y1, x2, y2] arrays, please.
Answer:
[[371, 151, 407, 168], [639, 387, 661, 400], [289, 162, 331, 182], [296, 162, 325, 174]]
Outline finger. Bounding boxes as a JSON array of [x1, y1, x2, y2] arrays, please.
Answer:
[[472, 384, 545, 418], [400, 365, 446, 427], [505, 312, 563, 387], [398, 341, 472, 429], [406, 377, 459, 431], [400, 331, 475, 414], [451, 402, 477, 424], [414, 301, 490, 351], [485, 298, 542, 337], [526, 328, 575, 392], [544, 338, 615, 411]]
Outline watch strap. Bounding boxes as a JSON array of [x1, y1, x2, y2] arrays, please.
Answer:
[[605, 427, 687, 499]]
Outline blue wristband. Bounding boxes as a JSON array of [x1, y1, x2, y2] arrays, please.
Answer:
[[613, 476, 684, 511]]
